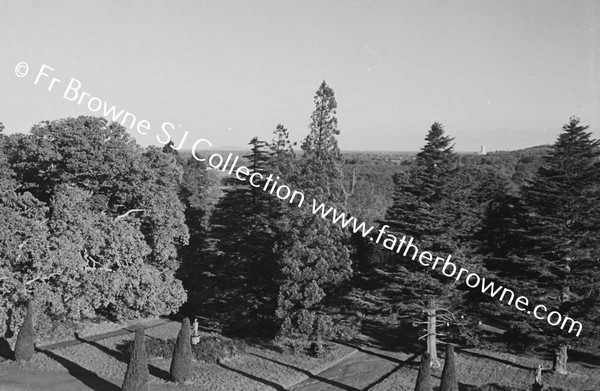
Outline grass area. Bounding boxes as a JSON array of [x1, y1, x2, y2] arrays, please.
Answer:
[[369, 346, 599, 391], [0, 321, 357, 391], [1, 320, 598, 391]]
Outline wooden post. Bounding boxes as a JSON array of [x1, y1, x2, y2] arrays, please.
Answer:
[[553, 344, 568, 375], [532, 364, 544, 391], [426, 298, 440, 368]]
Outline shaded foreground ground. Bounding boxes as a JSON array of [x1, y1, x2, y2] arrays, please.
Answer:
[[0, 321, 598, 391], [0, 321, 356, 391]]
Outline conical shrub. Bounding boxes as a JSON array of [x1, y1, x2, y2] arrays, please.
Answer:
[[122, 328, 149, 391], [414, 352, 433, 391], [14, 301, 35, 362], [170, 317, 192, 383], [440, 344, 458, 391]]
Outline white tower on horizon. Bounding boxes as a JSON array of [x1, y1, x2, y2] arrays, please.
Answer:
[[479, 145, 487, 155]]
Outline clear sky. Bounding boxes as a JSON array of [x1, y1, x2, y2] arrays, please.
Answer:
[[1, 0, 598, 151]]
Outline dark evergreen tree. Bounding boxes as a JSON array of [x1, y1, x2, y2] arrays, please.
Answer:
[[521, 117, 599, 341], [275, 81, 353, 340], [122, 328, 149, 391], [297, 81, 346, 203], [177, 155, 214, 319], [170, 318, 192, 383], [383, 122, 458, 253], [162, 140, 178, 156], [414, 352, 433, 391], [14, 301, 35, 362], [376, 123, 464, 323], [522, 117, 599, 288], [209, 137, 283, 333], [479, 117, 600, 345], [440, 344, 458, 391], [269, 124, 296, 177]]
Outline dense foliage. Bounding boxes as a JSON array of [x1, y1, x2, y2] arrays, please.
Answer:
[[0, 117, 188, 339], [2, 87, 598, 361]]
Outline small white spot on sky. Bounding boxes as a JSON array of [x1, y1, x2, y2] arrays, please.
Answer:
[[486, 100, 492, 105], [362, 44, 383, 72]]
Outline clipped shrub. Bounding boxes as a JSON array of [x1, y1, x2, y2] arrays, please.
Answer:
[[414, 352, 432, 391], [118, 337, 174, 359], [14, 301, 35, 362], [117, 333, 244, 364], [193, 335, 245, 363], [170, 318, 192, 383], [440, 344, 458, 391], [308, 339, 326, 358], [273, 336, 306, 356], [122, 328, 149, 391]]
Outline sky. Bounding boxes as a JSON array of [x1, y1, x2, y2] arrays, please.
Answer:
[[0, 0, 598, 152]]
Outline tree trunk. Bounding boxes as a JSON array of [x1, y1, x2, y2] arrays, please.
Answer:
[[426, 298, 440, 368], [553, 344, 568, 375]]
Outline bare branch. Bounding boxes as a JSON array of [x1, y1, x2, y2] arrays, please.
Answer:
[[114, 209, 146, 222], [26, 272, 61, 285], [83, 266, 113, 272], [18, 239, 30, 250]]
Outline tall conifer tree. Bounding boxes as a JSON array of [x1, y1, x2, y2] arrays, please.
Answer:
[[209, 137, 282, 332], [480, 117, 599, 343], [384, 122, 458, 253], [378, 123, 462, 317], [522, 117, 598, 338], [275, 81, 353, 340]]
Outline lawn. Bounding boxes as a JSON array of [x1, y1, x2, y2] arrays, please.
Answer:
[[0, 321, 356, 391]]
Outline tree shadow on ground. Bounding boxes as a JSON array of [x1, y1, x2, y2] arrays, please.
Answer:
[[432, 383, 480, 391], [357, 320, 537, 372], [217, 361, 288, 391], [568, 349, 600, 368], [357, 320, 423, 353], [454, 347, 533, 371], [36, 347, 120, 391], [0, 338, 14, 361], [74, 334, 171, 381], [362, 352, 420, 391], [248, 351, 361, 391]]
